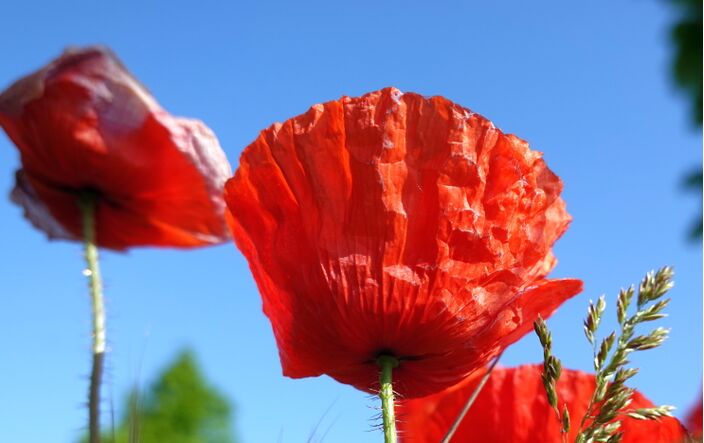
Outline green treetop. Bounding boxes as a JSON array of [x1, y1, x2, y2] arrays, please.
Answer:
[[87, 349, 236, 443]]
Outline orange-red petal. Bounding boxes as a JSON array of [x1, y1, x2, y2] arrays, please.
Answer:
[[0, 47, 231, 250], [225, 88, 582, 397], [687, 393, 703, 439], [398, 364, 689, 442]]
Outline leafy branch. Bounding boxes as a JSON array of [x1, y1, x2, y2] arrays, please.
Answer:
[[534, 267, 676, 443]]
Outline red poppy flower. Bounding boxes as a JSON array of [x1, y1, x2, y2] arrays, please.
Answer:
[[398, 364, 689, 442], [0, 46, 231, 250], [686, 393, 702, 439], [225, 87, 582, 397]]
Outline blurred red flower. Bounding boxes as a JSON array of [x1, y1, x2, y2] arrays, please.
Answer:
[[398, 364, 689, 442], [687, 393, 702, 439], [225, 88, 582, 397], [0, 47, 231, 250]]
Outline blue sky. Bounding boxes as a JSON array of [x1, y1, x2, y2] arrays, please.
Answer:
[[0, 1, 700, 442]]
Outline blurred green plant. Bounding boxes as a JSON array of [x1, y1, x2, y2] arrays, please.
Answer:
[[682, 169, 703, 240], [83, 349, 237, 443], [668, 0, 703, 126], [666, 0, 702, 240]]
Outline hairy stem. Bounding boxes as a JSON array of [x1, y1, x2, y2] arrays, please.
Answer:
[[79, 193, 105, 443], [377, 355, 399, 443]]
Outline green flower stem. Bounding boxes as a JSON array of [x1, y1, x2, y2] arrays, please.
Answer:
[[377, 355, 399, 443], [79, 193, 105, 443]]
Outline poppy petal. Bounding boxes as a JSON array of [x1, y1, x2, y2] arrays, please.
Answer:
[[686, 393, 702, 439], [398, 364, 689, 442], [226, 88, 582, 397], [0, 46, 231, 249]]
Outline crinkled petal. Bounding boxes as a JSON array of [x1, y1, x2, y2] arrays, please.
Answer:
[[226, 87, 581, 397], [0, 46, 231, 250]]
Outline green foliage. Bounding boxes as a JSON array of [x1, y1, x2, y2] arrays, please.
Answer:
[[665, 0, 703, 240], [535, 267, 676, 443], [682, 169, 703, 240], [88, 349, 236, 443], [667, 0, 703, 126]]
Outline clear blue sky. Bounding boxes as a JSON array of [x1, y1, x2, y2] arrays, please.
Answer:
[[0, 1, 700, 442]]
